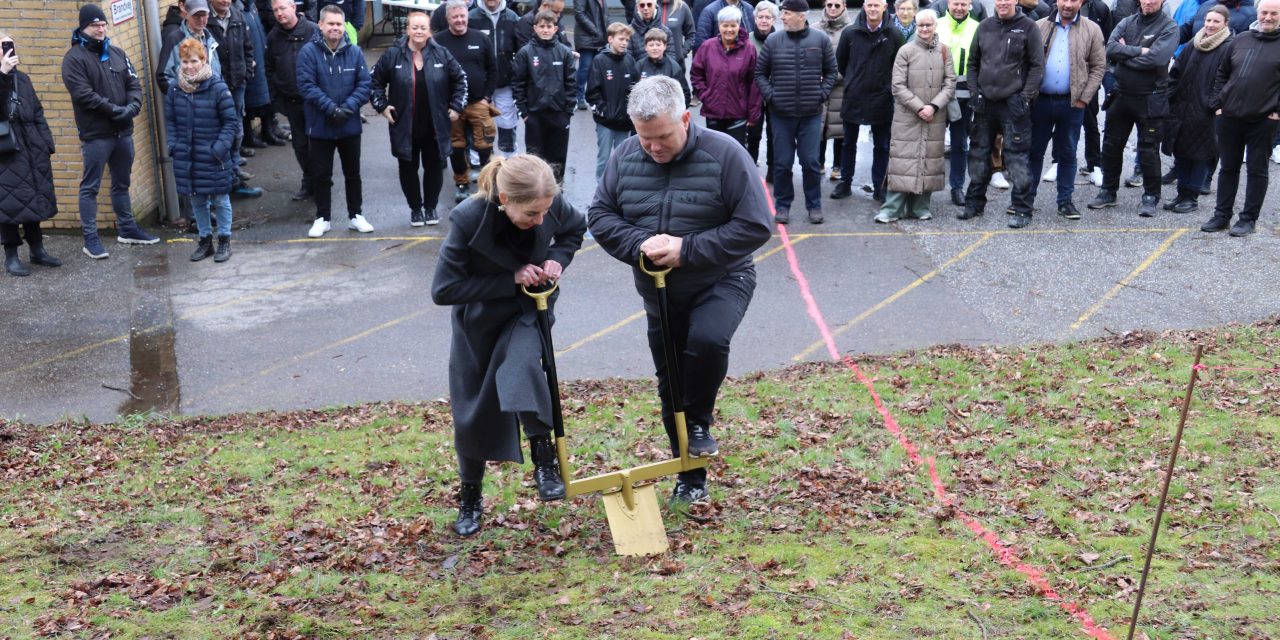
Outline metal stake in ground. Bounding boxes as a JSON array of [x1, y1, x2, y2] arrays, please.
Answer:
[[1126, 344, 1203, 640]]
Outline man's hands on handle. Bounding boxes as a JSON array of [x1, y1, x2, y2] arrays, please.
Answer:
[[641, 234, 683, 268], [514, 260, 563, 286]]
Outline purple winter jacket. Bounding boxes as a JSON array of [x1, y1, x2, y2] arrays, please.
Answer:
[[690, 36, 761, 123]]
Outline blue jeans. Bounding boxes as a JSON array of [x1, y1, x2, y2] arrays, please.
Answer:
[[231, 85, 246, 181], [947, 98, 972, 191], [1029, 95, 1085, 205], [840, 121, 890, 192], [596, 123, 631, 179], [191, 193, 233, 237], [770, 113, 823, 212], [1174, 156, 1211, 194], [576, 49, 595, 102], [78, 135, 138, 238]]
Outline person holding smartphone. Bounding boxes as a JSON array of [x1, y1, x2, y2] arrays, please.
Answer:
[[0, 32, 62, 276]]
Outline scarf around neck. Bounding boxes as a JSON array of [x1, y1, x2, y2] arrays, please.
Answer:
[[178, 63, 213, 94], [1193, 24, 1231, 51]]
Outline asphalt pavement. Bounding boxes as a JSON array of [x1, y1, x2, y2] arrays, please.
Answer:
[[3, 44, 1279, 424]]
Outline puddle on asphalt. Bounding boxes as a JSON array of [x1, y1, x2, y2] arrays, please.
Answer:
[[120, 252, 180, 415]]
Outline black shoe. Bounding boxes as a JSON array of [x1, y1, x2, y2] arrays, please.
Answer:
[[687, 424, 719, 457], [241, 147, 256, 157], [1007, 213, 1031, 229], [774, 209, 790, 225], [1087, 191, 1117, 209], [190, 235, 214, 262], [830, 181, 852, 200], [576, 98, 590, 111], [1138, 194, 1158, 217], [410, 209, 425, 227], [454, 183, 470, 203], [261, 128, 288, 147], [807, 209, 824, 224], [529, 435, 566, 501], [1169, 198, 1198, 214], [4, 246, 30, 276], [453, 483, 483, 537], [237, 169, 255, 182], [872, 189, 886, 203], [214, 235, 232, 263], [1228, 219, 1256, 237], [1124, 171, 1143, 188], [1161, 168, 1176, 185], [951, 188, 965, 206], [291, 187, 312, 201], [671, 480, 709, 505], [1200, 215, 1230, 233], [27, 242, 62, 267], [1057, 202, 1081, 220], [424, 209, 440, 226], [957, 205, 983, 220]]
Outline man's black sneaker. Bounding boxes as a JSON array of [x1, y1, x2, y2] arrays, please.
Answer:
[[687, 424, 719, 457], [1057, 202, 1081, 220], [1169, 198, 1198, 214], [830, 182, 852, 199], [424, 209, 440, 226], [1228, 219, 1256, 237], [957, 205, 983, 220], [1200, 215, 1230, 233], [1138, 194, 1158, 217], [1087, 191, 1117, 209], [1007, 213, 1031, 229], [950, 188, 965, 206], [671, 480, 709, 505], [410, 210, 425, 227], [774, 209, 790, 225]]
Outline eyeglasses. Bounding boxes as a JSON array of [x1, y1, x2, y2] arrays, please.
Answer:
[[825, 2, 843, 6]]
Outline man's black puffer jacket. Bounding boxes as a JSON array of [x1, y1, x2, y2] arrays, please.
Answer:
[[754, 25, 837, 117], [60, 30, 144, 141]]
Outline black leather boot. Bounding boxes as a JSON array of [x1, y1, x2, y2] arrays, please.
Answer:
[[190, 235, 214, 262], [529, 435, 566, 501], [453, 483, 483, 537], [243, 116, 268, 149], [26, 237, 62, 267], [214, 235, 232, 263], [4, 246, 30, 276]]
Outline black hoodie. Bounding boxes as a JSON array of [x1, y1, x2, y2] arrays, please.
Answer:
[[1211, 26, 1280, 121]]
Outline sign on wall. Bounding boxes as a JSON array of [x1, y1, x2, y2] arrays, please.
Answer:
[[111, 0, 136, 26]]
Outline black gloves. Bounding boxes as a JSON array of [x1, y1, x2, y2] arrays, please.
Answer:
[[327, 106, 354, 125], [109, 104, 133, 122]]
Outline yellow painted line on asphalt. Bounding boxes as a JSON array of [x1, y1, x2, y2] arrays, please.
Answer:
[[1066, 228, 1187, 334], [795, 227, 1193, 238], [792, 232, 996, 362], [554, 236, 807, 357], [0, 239, 430, 379]]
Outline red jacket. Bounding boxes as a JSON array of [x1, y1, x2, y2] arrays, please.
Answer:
[[690, 36, 761, 124]]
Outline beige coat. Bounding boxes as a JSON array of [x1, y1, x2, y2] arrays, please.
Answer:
[[886, 36, 957, 194], [819, 10, 851, 140], [1035, 13, 1106, 106]]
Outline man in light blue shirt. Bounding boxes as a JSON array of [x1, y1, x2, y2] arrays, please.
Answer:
[[1028, 0, 1105, 219]]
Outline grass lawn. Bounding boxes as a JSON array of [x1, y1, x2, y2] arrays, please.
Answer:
[[1, 320, 1278, 639]]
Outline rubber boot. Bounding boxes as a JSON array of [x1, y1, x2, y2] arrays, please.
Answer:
[[214, 235, 232, 263], [453, 483, 483, 537], [4, 245, 30, 276], [190, 235, 214, 262], [529, 435, 566, 501], [27, 236, 62, 267]]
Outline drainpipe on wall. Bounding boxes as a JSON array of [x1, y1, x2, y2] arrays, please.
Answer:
[[139, 0, 180, 223]]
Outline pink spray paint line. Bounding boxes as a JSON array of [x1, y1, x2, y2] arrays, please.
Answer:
[[766, 189, 1116, 640]]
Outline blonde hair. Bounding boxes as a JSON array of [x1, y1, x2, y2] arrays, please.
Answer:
[[177, 37, 208, 62], [607, 22, 634, 38], [474, 155, 559, 205]]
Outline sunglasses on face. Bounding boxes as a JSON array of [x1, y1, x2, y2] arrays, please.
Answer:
[[826, 2, 843, 6]]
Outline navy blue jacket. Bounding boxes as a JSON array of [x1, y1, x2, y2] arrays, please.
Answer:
[[164, 77, 239, 195], [296, 33, 372, 139]]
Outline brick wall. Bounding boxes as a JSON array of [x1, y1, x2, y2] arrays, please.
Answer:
[[4, 0, 176, 230]]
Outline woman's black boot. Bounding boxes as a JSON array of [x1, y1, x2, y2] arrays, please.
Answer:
[[529, 435, 566, 501], [453, 483, 483, 537], [26, 237, 62, 267], [190, 236, 214, 262], [4, 246, 30, 276]]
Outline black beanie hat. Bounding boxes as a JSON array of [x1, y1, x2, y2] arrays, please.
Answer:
[[80, 4, 109, 30]]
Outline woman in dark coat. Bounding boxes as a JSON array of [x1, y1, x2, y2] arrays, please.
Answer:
[[1163, 5, 1233, 214], [165, 38, 239, 263], [370, 10, 466, 228], [430, 154, 586, 537], [0, 33, 61, 277]]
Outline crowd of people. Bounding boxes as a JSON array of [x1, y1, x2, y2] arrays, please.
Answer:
[[0, 0, 1277, 277]]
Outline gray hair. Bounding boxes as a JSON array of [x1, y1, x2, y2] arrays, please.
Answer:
[[445, 0, 470, 14], [915, 8, 938, 23], [627, 76, 687, 122], [754, 0, 778, 18], [896, 0, 919, 9], [717, 5, 743, 23]]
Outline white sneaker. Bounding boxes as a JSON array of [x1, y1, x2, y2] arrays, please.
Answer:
[[348, 214, 374, 233], [1042, 163, 1057, 182], [1089, 167, 1103, 187], [307, 218, 331, 238], [1273, 145, 1280, 164], [990, 172, 1011, 189]]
